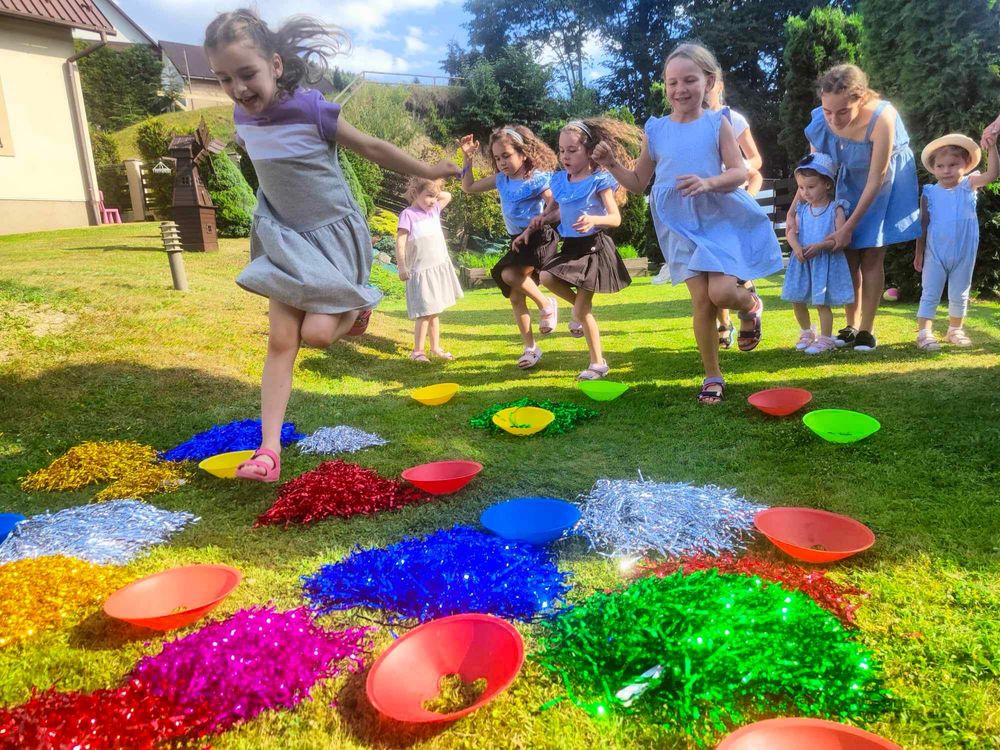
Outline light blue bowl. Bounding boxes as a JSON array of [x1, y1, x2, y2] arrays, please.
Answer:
[[480, 497, 581, 544]]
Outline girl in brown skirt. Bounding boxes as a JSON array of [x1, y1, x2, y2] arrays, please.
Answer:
[[459, 126, 560, 369], [516, 118, 640, 380]]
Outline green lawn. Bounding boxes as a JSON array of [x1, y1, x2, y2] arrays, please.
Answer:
[[1, 222, 998, 749]]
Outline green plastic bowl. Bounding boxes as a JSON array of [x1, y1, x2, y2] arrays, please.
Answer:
[[578, 380, 629, 401], [803, 409, 881, 444]]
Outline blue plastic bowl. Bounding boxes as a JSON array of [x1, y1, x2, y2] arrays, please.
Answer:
[[480, 497, 581, 545], [0, 513, 26, 544]]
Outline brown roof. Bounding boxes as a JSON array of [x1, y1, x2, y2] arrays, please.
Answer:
[[0, 0, 115, 33], [160, 40, 215, 81]]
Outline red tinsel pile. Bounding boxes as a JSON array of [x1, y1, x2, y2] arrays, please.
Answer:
[[0, 681, 202, 750], [635, 552, 868, 626], [255, 460, 430, 527]]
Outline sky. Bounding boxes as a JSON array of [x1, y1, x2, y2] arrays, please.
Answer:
[[114, 0, 472, 77]]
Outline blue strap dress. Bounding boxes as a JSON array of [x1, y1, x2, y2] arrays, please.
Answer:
[[804, 101, 920, 249]]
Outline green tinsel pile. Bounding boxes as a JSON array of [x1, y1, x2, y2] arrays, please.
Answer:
[[468, 398, 599, 436], [537, 570, 890, 742]]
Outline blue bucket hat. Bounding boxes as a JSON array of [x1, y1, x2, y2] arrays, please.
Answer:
[[795, 152, 837, 182]]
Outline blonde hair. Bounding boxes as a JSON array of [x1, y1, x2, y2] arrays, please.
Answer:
[[405, 176, 443, 202], [204, 9, 349, 95], [488, 125, 558, 175], [664, 42, 720, 108], [560, 117, 641, 206], [817, 64, 878, 103]]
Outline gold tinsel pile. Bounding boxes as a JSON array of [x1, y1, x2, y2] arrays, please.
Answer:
[[0, 556, 129, 648], [19, 441, 187, 500]]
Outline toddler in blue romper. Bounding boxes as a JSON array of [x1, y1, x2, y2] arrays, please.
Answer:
[[781, 153, 855, 354], [915, 133, 999, 349]]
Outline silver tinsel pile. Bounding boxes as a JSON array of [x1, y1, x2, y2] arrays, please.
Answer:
[[575, 472, 766, 558], [0, 499, 199, 565], [297, 426, 388, 455]]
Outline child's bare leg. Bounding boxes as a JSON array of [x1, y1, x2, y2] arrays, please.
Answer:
[[508, 288, 536, 349], [413, 316, 430, 354], [539, 271, 577, 305], [717, 308, 731, 328], [248, 299, 303, 476], [843, 249, 862, 330], [686, 274, 722, 385], [816, 305, 833, 338], [428, 315, 444, 354], [792, 303, 812, 330], [502, 266, 548, 309], [706, 273, 756, 337], [574, 289, 602, 364], [300, 309, 358, 348]]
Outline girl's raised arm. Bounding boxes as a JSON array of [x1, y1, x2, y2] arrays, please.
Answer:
[[593, 137, 654, 194], [437, 190, 453, 210], [337, 119, 459, 180], [969, 135, 998, 190], [737, 128, 763, 172], [457, 135, 497, 194]]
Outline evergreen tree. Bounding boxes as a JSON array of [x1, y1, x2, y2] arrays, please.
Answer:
[[77, 44, 174, 131], [778, 7, 862, 164], [205, 151, 256, 238], [862, 0, 1000, 297]]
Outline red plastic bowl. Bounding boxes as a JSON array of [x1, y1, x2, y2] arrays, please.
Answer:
[[754, 507, 875, 563], [401, 460, 483, 495], [747, 388, 812, 417], [366, 613, 524, 723], [717, 718, 902, 750], [103, 564, 241, 631]]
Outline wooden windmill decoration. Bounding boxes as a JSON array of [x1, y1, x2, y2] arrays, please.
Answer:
[[168, 117, 225, 251]]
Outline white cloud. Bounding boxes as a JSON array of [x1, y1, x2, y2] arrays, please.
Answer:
[[335, 44, 410, 74], [405, 31, 429, 54]]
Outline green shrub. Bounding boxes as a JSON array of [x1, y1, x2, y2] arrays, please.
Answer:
[[205, 152, 256, 238], [610, 195, 650, 255], [445, 166, 506, 249], [339, 150, 374, 217], [616, 244, 639, 259], [368, 264, 405, 299], [368, 209, 399, 237], [235, 145, 259, 193], [455, 251, 500, 271], [90, 127, 120, 168], [136, 118, 174, 218], [342, 149, 384, 206]]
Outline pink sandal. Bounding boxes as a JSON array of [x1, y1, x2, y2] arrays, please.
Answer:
[[346, 309, 372, 337], [539, 298, 558, 335], [235, 448, 281, 483]]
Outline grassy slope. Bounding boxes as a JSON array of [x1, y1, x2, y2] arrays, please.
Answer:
[[0, 223, 998, 749], [111, 107, 235, 160]]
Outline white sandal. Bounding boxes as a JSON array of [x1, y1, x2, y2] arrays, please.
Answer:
[[576, 361, 609, 380], [538, 298, 558, 335], [945, 328, 972, 347], [516, 347, 542, 369], [916, 331, 941, 351]]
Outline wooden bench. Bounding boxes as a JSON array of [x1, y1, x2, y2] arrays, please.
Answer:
[[755, 177, 797, 245]]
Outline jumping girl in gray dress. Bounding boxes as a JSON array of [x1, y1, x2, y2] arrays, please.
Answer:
[[205, 9, 457, 482]]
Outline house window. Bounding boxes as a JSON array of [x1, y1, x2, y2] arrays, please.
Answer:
[[0, 76, 13, 157]]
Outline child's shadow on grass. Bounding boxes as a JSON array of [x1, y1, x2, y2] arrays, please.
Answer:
[[67, 610, 154, 651], [336, 666, 452, 748]]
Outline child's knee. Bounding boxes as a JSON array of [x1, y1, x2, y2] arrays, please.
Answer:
[[300, 320, 336, 348], [501, 267, 522, 285]]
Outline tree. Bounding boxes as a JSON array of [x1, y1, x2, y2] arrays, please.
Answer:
[[463, 0, 602, 92], [77, 44, 174, 131], [457, 59, 506, 139], [778, 7, 862, 163], [862, 0, 1000, 297]]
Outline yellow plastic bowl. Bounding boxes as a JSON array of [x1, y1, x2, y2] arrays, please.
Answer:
[[198, 450, 256, 479], [492, 406, 555, 436], [411, 383, 460, 406]]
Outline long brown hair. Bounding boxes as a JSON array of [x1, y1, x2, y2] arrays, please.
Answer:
[[204, 9, 349, 95], [817, 64, 879, 103], [487, 125, 558, 175], [560, 117, 641, 205]]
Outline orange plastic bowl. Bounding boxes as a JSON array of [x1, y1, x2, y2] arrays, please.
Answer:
[[747, 388, 812, 417], [366, 613, 524, 723], [103, 564, 241, 631], [754, 507, 875, 563], [401, 460, 483, 495], [717, 718, 902, 750]]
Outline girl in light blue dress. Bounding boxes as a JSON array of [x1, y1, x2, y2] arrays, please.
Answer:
[[802, 64, 920, 352], [594, 42, 782, 404], [781, 153, 855, 355]]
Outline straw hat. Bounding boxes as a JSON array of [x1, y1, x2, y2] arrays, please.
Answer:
[[921, 134, 981, 173]]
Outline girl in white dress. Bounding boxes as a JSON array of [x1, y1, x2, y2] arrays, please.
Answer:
[[396, 177, 464, 362]]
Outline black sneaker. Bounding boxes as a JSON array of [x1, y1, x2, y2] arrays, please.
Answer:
[[834, 326, 858, 348], [854, 330, 877, 351]]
